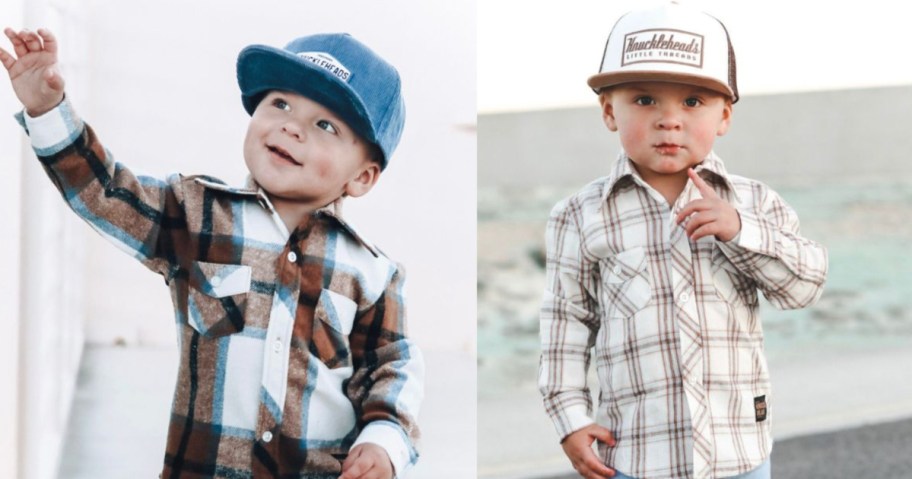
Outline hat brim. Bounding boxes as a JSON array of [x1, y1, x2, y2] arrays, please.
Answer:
[[237, 45, 378, 148], [587, 71, 738, 103]]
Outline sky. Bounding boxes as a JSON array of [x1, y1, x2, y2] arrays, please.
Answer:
[[478, 0, 912, 113]]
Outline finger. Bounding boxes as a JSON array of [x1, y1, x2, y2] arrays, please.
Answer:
[[591, 426, 617, 447], [339, 460, 369, 479], [684, 211, 717, 237], [36, 28, 57, 54], [341, 446, 363, 471], [690, 222, 720, 241], [0, 45, 15, 71], [676, 199, 712, 223], [577, 459, 615, 479], [22, 29, 42, 52], [5, 28, 28, 58], [688, 168, 718, 199], [580, 447, 616, 478]]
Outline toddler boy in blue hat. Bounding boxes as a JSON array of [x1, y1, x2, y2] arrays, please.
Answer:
[[2, 27, 422, 479]]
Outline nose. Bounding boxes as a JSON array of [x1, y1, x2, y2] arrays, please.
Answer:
[[655, 105, 683, 130], [282, 121, 305, 141]]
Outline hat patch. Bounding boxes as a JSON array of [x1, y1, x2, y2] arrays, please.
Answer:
[[296, 51, 352, 82], [621, 29, 704, 69]]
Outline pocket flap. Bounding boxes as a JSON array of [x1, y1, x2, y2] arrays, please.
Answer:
[[192, 261, 252, 298], [315, 289, 358, 335], [604, 246, 647, 284]]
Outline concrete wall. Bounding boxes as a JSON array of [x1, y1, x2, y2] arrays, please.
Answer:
[[1, 1, 90, 478], [479, 85, 912, 188], [0, 1, 25, 474]]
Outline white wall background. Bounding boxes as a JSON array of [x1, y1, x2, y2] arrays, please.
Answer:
[[79, 0, 477, 351], [1, 1, 476, 477]]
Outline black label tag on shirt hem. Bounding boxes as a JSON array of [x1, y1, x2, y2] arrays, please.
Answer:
[[754, 395, 768, 422]]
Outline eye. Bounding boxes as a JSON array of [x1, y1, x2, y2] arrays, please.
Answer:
[[634, 96, 655, 106], [316, 119, 338, 134], [684, 97, 702, 107], [271, 98, 291, 112]]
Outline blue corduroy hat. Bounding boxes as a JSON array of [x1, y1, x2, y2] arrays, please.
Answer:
[[237, 33, 405, 170]]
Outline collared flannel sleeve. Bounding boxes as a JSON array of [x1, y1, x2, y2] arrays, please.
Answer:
[[539, 197, 600, 441], [16, 98, 177, 279], [347, 263, 424, 476], [718, 183, 828, 310]]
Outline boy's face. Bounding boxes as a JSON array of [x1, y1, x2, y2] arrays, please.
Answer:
[[243, 90, 379, 209], [600, 82, 731, 184]]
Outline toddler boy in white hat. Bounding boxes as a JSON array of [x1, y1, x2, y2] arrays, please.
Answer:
[[538, 3, 828, 478], [2, 27, 422, 479]]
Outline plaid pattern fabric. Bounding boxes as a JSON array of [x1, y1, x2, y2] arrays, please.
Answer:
[[17, 100, 424, 478], [539, 152, 827, 479]]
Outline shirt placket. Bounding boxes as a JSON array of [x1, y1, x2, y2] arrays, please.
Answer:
[[253, 219, 306, 464], [669, 187, 715, 479]]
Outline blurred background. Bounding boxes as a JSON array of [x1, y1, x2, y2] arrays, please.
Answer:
[[478, 0, 912, 477], [0, 0, 475, 478]]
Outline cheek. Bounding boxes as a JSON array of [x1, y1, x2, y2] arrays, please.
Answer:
[[617, 119, 648, 148]]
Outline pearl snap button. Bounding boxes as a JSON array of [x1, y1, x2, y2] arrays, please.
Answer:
[[287, 251, 297, 263], [262, 431, 273, 443]]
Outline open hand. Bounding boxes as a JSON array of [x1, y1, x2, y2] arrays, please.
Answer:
[[340, 443, 394, 479], [0, 27, 65, 117], [561, 424, 617, 479], [675, 168, 741, 242]]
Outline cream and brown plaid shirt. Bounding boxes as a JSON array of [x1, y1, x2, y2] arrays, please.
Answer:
[[539, 152, 827, 478]]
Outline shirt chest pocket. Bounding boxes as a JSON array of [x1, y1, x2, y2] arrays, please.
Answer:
[[312, 288, 358, 369], [711, 245, 758, 307], [187, 261, 252, 338], [598, 246, 652, 319]]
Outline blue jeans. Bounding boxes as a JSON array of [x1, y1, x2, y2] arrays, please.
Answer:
[[612, 459, 771, 479]]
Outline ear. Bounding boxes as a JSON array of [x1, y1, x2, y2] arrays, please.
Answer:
[[598, 91, 618, 132], [716, 100, 733, 137], [344, 162, 381, 198]]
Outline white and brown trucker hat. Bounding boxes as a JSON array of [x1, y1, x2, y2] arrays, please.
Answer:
[[588, 1, 738, 102]]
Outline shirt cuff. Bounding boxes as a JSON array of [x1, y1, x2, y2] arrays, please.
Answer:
[[15, 97, 83, 157], [352, 420, 416, 478], [552, 402, 595, 442]]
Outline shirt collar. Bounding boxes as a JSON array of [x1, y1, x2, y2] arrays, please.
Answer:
[[600, 150, 741, 204], [193, 176, 380, 257]]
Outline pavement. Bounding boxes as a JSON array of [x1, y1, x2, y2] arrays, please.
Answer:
[[545, 418, 912, 479], [56, 345, 475, 479]]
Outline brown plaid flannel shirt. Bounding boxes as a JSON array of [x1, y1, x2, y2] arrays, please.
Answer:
[[18, 99, 424, 478], [540, 152, 827, 478]]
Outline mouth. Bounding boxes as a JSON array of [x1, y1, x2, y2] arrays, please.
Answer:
[[267, 144, 302, 166], [654, 143, 683, 155]]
